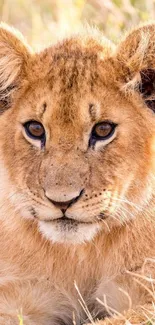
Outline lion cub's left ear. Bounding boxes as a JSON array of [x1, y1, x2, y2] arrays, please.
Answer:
[[0, 24, 32, 113], [116, 23, 155, 113]]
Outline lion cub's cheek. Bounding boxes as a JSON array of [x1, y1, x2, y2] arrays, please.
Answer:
[[38, 220, 101, 244]]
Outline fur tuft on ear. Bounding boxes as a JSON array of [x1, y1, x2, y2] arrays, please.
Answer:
[[0, 23, 32, 112], [116, 22, 155, 113]]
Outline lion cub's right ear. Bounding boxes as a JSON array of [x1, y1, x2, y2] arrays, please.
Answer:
[[0, 23, 32, 113], [116, 23, 155, 113]]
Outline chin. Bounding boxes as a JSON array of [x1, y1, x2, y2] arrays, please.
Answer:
[[38, 220, 101, 244]]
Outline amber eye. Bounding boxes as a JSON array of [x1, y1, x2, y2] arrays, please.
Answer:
[[90, 122, 116, 144], [24, 121, 45, 142]]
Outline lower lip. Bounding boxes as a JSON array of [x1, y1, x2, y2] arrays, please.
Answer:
[[61, 216, 74, 222], [49, 217, 94, 226], [59, 217, 78, 225]]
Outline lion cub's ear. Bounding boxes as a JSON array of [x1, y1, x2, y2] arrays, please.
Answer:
[[0, 24, 32, 113], [116, 23, 155, 113]]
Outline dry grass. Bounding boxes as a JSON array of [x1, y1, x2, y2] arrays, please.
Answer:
[[74, 278, 155, 325], [18, 313, 24, 325], [0, 0, 155, 50]]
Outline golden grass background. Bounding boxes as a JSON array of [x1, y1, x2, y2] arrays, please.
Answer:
[[0, 0, 155, 50]]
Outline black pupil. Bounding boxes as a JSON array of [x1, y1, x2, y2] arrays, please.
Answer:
[[98, 124, 110, 131], [30, 124, 42, 135]]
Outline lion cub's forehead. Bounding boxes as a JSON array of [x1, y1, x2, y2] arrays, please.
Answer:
[[19, 37, 118, 123], [23, 36, 115, 122], [30, 34, 114, 87]]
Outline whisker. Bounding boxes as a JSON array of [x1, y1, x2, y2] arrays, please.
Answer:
[[96, 217, 111, 232], [111, 197, 142, 211]]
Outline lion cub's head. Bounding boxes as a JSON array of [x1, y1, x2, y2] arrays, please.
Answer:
[[0, 24, 154, 244]]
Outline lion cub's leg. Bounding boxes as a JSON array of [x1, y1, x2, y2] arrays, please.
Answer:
[[0, 315, 19, 325], [0, 281, 58, 325], [91, 264, 155, 324], [0, 315, 36, 325]]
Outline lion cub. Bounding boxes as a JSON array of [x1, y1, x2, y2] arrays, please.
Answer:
[[0, 22, 154, 324]]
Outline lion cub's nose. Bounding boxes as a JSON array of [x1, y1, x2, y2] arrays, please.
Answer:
[[46, 189, 84, 213]]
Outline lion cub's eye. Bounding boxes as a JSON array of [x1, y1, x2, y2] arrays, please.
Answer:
[[89, 122, 116, 147], [92, 122, 116, 139], [24, 121, 45, 141]]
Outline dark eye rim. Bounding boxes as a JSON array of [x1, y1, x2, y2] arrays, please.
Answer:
[[90, 121, 117, 145], [23, 120, 46, 142]]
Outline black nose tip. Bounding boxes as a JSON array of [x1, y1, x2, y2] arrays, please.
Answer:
[[48, 189, 84, 213]]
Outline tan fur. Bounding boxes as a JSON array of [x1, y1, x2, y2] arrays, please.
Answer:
[[0, 22, 154, 324]]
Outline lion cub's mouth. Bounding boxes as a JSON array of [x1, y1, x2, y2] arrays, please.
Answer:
[[45, 216, 92, 225], [38, 215, 102, 243]]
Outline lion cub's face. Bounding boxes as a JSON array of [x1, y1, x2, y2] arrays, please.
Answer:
[[0, 25, 154, 243]]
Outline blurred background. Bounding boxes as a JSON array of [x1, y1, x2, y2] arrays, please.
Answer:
[[0, 0, 154, 50]]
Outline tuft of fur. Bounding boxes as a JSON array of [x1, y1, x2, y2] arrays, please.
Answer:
[[0, 23, 31, 111]]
